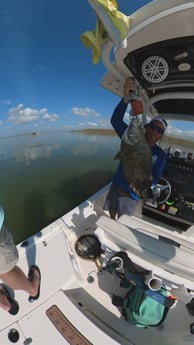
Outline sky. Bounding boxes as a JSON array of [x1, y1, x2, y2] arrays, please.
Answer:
[[0, 0, 193, 137]]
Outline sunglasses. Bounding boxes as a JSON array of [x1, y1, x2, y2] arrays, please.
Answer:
[[147, 123, 165, 134]]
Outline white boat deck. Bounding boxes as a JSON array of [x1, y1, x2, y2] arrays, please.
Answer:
[[0, 185, 194, 344]]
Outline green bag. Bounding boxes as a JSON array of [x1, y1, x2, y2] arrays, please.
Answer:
[[108, 252, 175, 328], [113, 284, 170, 328]]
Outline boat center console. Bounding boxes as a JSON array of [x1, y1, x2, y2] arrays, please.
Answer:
[[143, 157, 194, 230]]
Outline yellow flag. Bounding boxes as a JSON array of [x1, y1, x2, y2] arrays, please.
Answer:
[[81, 0, 130, 64]]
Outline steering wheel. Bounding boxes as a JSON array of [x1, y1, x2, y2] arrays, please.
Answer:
[[151, 177, 171, 204]]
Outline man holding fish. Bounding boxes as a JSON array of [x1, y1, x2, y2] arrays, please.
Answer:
[[103, 77, 167, 219]]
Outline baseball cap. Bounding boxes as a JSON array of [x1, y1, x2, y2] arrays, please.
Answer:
[[144, 116, 167, 131], [150, 116, 168, 129]]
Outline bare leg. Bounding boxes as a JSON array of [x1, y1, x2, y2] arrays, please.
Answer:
[[0, 266, 40, 297]]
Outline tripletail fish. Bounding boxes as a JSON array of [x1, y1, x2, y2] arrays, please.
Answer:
[[114, 117, 152, 197]]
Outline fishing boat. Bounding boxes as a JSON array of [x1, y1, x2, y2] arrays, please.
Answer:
[[2, 0, 194, 344]]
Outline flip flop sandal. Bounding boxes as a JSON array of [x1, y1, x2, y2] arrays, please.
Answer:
[[28, 265, 41, 302], [0, 284, 19, 315]]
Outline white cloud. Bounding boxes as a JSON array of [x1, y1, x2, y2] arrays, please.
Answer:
[[186, 130, 194, 137], [8, 104, 59, 124], [41, 108, 59, 122], [8, 104, 39, 124], [71, 107, 100, 118], [77, 122, 101, 128], [166, 125, 182, 135], [39, 108, 48, 114], [87, 122, 98, 127], [42, 113, 59, 121]]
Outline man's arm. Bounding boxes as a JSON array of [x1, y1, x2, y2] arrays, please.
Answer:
[[110, 78, 135, 138], [111, 100, 128, 138]]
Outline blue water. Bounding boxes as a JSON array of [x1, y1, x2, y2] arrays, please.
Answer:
[[0, 131, 119, 243]]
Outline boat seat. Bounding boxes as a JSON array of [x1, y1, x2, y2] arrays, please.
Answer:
[[95, 215, 194, 283], [118, 214, 194, 251]]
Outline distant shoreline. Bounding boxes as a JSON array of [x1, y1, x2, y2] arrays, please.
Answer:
[[70, 128, 116, 136], [0, 132, 37, 140], [0, 129, 193, 148], [71, 128, 194, 147], [0, 128, 115, 139]]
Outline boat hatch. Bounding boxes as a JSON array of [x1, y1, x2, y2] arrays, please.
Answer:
[[123, 36, 194, 118]]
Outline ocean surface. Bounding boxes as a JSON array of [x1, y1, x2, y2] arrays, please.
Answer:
[[0, 131, 119, 244], [1, 131, 193, 244]]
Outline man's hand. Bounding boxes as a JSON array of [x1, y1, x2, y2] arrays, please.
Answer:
[[123, 78, 143, 115], [123, 77, 135, 97]]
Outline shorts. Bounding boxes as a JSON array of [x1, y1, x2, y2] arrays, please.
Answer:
[[0, 226, 19, 274], [103, 183, 138, 217]]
